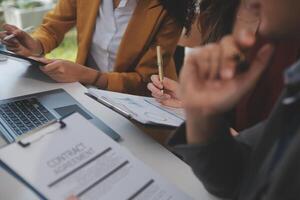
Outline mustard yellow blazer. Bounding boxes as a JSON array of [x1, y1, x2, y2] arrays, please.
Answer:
[[32, 0, 182, 95]]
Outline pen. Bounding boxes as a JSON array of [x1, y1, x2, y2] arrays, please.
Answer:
[[3, 26, 34, 41], [156, 46, 164, 93]]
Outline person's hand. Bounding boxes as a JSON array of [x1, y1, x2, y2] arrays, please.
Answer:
[[0, 24, 43, 57], [180, 31, 274, 116], [38, 58, 98, 84], [179, 31, 274, 143], [66, 195, 78, 200], [147, 75, 182, 108]]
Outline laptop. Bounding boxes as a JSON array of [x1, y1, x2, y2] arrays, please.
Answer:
[[0, 89, 121, 146]]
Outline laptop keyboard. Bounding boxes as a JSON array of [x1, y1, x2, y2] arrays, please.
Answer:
[[0, 98, 55, 141]]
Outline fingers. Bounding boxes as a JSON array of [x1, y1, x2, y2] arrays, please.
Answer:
[[2, 24, 19, 33], [237, 44, 274, 91], [162, 77, 179, 92], [235, 30, 256, 51], [151, 74, 179, 95], [182, 31, 256, 82], [206, 44, 222, 80], [220, 36, 242, 79], [32, 57, 54, 65], [183, 45, 222, 81], [66, 195, 79, 200], [1, 24, 30, 45], [147, 82, 161, 94], [0, 31, 8, 41], [150, 75, 163, 89], [180, 47, 201, 86], [1, 24, 22, 41], [195, 48, 210, 79], [40, 61, 62, 73], [219, 32, 256, 80], [147, 83, 170, 100], [5, 40, 21, 50], [153, 92, 171, 101], [250, 44, 274, 73]]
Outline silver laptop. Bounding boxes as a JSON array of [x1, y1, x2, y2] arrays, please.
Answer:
[[0, 89, 121, 147]]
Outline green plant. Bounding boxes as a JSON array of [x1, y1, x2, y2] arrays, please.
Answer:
[[15, 1, 44, 9]]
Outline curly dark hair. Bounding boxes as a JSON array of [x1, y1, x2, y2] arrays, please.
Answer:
[[160, 0, 197, 34], [199, 0, 240, 44]]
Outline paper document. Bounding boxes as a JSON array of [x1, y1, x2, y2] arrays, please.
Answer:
[[88, 88, 185, 127], [0, 113, 192, 200]]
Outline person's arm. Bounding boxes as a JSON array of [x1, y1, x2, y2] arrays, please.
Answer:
[[32, 0, 77, 54], [94, 14, 182, 95], [169, 121, 266, 198], [168, 31, 274, 198]]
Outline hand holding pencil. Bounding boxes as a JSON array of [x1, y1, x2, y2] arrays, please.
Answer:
[[0, 24, 43, 57]]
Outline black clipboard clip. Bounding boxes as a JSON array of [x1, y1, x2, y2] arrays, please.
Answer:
[[18, 120, 66, 148]]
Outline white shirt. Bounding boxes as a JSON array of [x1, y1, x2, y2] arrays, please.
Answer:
[[89, 0, 137, 72]]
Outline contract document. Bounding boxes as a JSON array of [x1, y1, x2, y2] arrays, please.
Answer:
[[0, 113, 192, 200], [87, 88, 185, 127]]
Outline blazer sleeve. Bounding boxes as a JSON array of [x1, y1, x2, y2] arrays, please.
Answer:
[[168, 121, 266, 198], [31, 0, 77, 54], [98, 14, 182, 95]]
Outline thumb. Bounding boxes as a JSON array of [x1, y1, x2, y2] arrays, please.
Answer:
[[2, 24, 19, 33], [235, 30, 256, 52], [40, 60, 59, 72], [238, 44, 275, 91], [32, 57, 54, 65]]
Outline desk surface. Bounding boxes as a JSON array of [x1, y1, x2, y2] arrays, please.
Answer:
[[0, 58, 219, 200]]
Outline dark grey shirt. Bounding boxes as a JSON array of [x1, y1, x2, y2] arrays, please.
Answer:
[[169, 60, 300, 200]]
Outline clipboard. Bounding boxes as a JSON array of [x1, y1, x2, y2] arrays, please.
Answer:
[[0, 117, 67, 200], [85, 92, 135, 119], [0, 112, 74, 199], [0, 50, 46, 67], [86, 88, 185, 127], [0, 113, 192, 200], [0, 160, 47, 200]]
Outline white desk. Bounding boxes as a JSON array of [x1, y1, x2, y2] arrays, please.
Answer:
[[0, 58, 219, 200]]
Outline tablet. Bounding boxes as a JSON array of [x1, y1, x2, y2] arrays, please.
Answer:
[[0, 50, 46, 66]]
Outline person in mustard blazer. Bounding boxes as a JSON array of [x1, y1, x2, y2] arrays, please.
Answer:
[[0, 0, 195, 95]]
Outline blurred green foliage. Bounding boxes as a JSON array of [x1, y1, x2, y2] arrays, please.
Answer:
[[15, 1, 44, 9], [46, 29, 77, 62]]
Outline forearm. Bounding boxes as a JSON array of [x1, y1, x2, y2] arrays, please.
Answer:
[[87, 68, 148, 93], [169, 120, 267, 197], [170, 121, 250, 198], [100, 71, 148, 95], [170, 109, 253, 198], [32, 39, 44, 57], [186, 111, 229, 144]]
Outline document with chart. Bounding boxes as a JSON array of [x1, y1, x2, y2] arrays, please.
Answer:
[[0, 113, 192, 200], [87, 88, 185, 127]]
